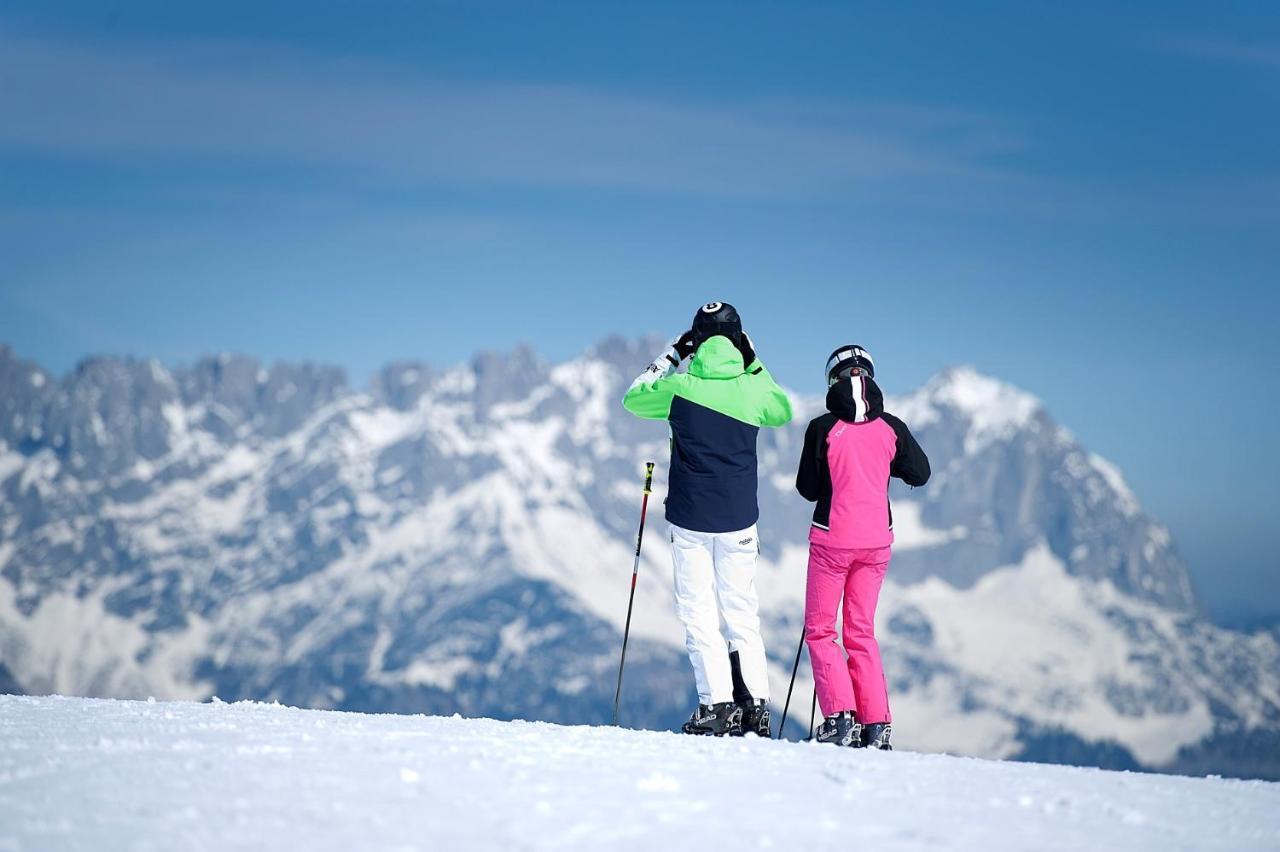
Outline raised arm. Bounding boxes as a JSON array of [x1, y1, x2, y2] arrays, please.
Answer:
[[745, 359, 794, 428], [621, 343, 683, 420]]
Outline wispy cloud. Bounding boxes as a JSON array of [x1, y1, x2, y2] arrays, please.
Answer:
[[1160, 35, 1280, 70], [0, 28, 1021, 201]]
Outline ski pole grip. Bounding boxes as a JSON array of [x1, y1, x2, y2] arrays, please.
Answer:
[[643, 462, 655, 494]]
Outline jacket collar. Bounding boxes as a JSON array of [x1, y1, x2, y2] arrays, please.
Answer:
[[826, 375, 884, 423], [689, 336, 745, 379]]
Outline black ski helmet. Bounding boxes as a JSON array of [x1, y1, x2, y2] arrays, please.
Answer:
[[826, 344, 875, 385], [690, 301, 742, 346]]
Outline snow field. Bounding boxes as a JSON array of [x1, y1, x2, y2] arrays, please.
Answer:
[[1, 695, 1278, 851]]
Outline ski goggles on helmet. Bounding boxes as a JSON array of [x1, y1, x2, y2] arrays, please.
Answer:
[[826, 345, 875, 386]]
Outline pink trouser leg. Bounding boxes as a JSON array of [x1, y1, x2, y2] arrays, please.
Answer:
[[804, 543, 856, 718], [843, 545, 892, 724]]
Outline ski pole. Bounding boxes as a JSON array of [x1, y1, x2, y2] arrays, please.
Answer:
[[612, 462, 656, 727], [778, 623, 806, 739], [808, 687, 817, 741]]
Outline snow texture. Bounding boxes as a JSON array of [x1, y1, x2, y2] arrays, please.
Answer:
[[0, 695, 1276, 852]]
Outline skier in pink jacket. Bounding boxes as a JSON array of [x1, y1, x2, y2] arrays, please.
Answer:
[[795, 345, 930, 749]]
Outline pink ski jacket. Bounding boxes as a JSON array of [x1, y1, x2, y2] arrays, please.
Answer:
[[795, 375, 930, 549]]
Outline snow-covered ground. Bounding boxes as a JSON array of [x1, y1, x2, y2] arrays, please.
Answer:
[[1, 696, 1277, 851]]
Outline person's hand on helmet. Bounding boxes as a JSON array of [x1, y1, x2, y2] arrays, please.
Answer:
[[674, 330, 699, 361], [736, 331, 757, 368]]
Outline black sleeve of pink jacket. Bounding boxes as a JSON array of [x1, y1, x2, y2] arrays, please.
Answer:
[[882, 412, 931, 487], [795, 414, 835, 502]]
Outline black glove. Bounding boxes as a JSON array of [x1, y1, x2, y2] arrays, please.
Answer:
[[735, 331, 756, 368], [674, 330, 699, 361]]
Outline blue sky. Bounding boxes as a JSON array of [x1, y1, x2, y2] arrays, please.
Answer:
[[1, 1, 1277, 624]]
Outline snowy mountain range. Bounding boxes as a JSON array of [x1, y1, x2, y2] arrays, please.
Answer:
[[1, 339, 1277, 780]]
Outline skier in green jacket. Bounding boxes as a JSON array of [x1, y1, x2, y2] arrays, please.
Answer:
[[623, 302, 793, 736]]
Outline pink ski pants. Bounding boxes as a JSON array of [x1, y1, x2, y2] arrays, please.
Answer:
[[804, 542, 892, 723]]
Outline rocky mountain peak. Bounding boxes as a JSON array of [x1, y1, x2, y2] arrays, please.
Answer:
[[893, 365, 1045, 455]]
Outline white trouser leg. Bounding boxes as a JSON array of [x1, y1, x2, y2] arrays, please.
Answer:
[[670, 524, 733, 705], [713, 525, 770, 701]]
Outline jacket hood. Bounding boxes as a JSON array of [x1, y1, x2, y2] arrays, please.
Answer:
[[826, 374, 884, 423], [689, 336, 745, 379]]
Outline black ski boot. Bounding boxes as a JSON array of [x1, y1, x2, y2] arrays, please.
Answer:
[[737, 699, 772, 738], [861, 722, 892, 750], [681, 702, 743, 736], [727, 651, 771, 737], [814, 711, 861, 747]]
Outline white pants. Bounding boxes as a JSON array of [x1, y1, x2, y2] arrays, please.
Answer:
[[670, 522, 770, 705]]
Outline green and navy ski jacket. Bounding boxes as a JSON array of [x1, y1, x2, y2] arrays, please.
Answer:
[[622, 336, 793, 533]]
